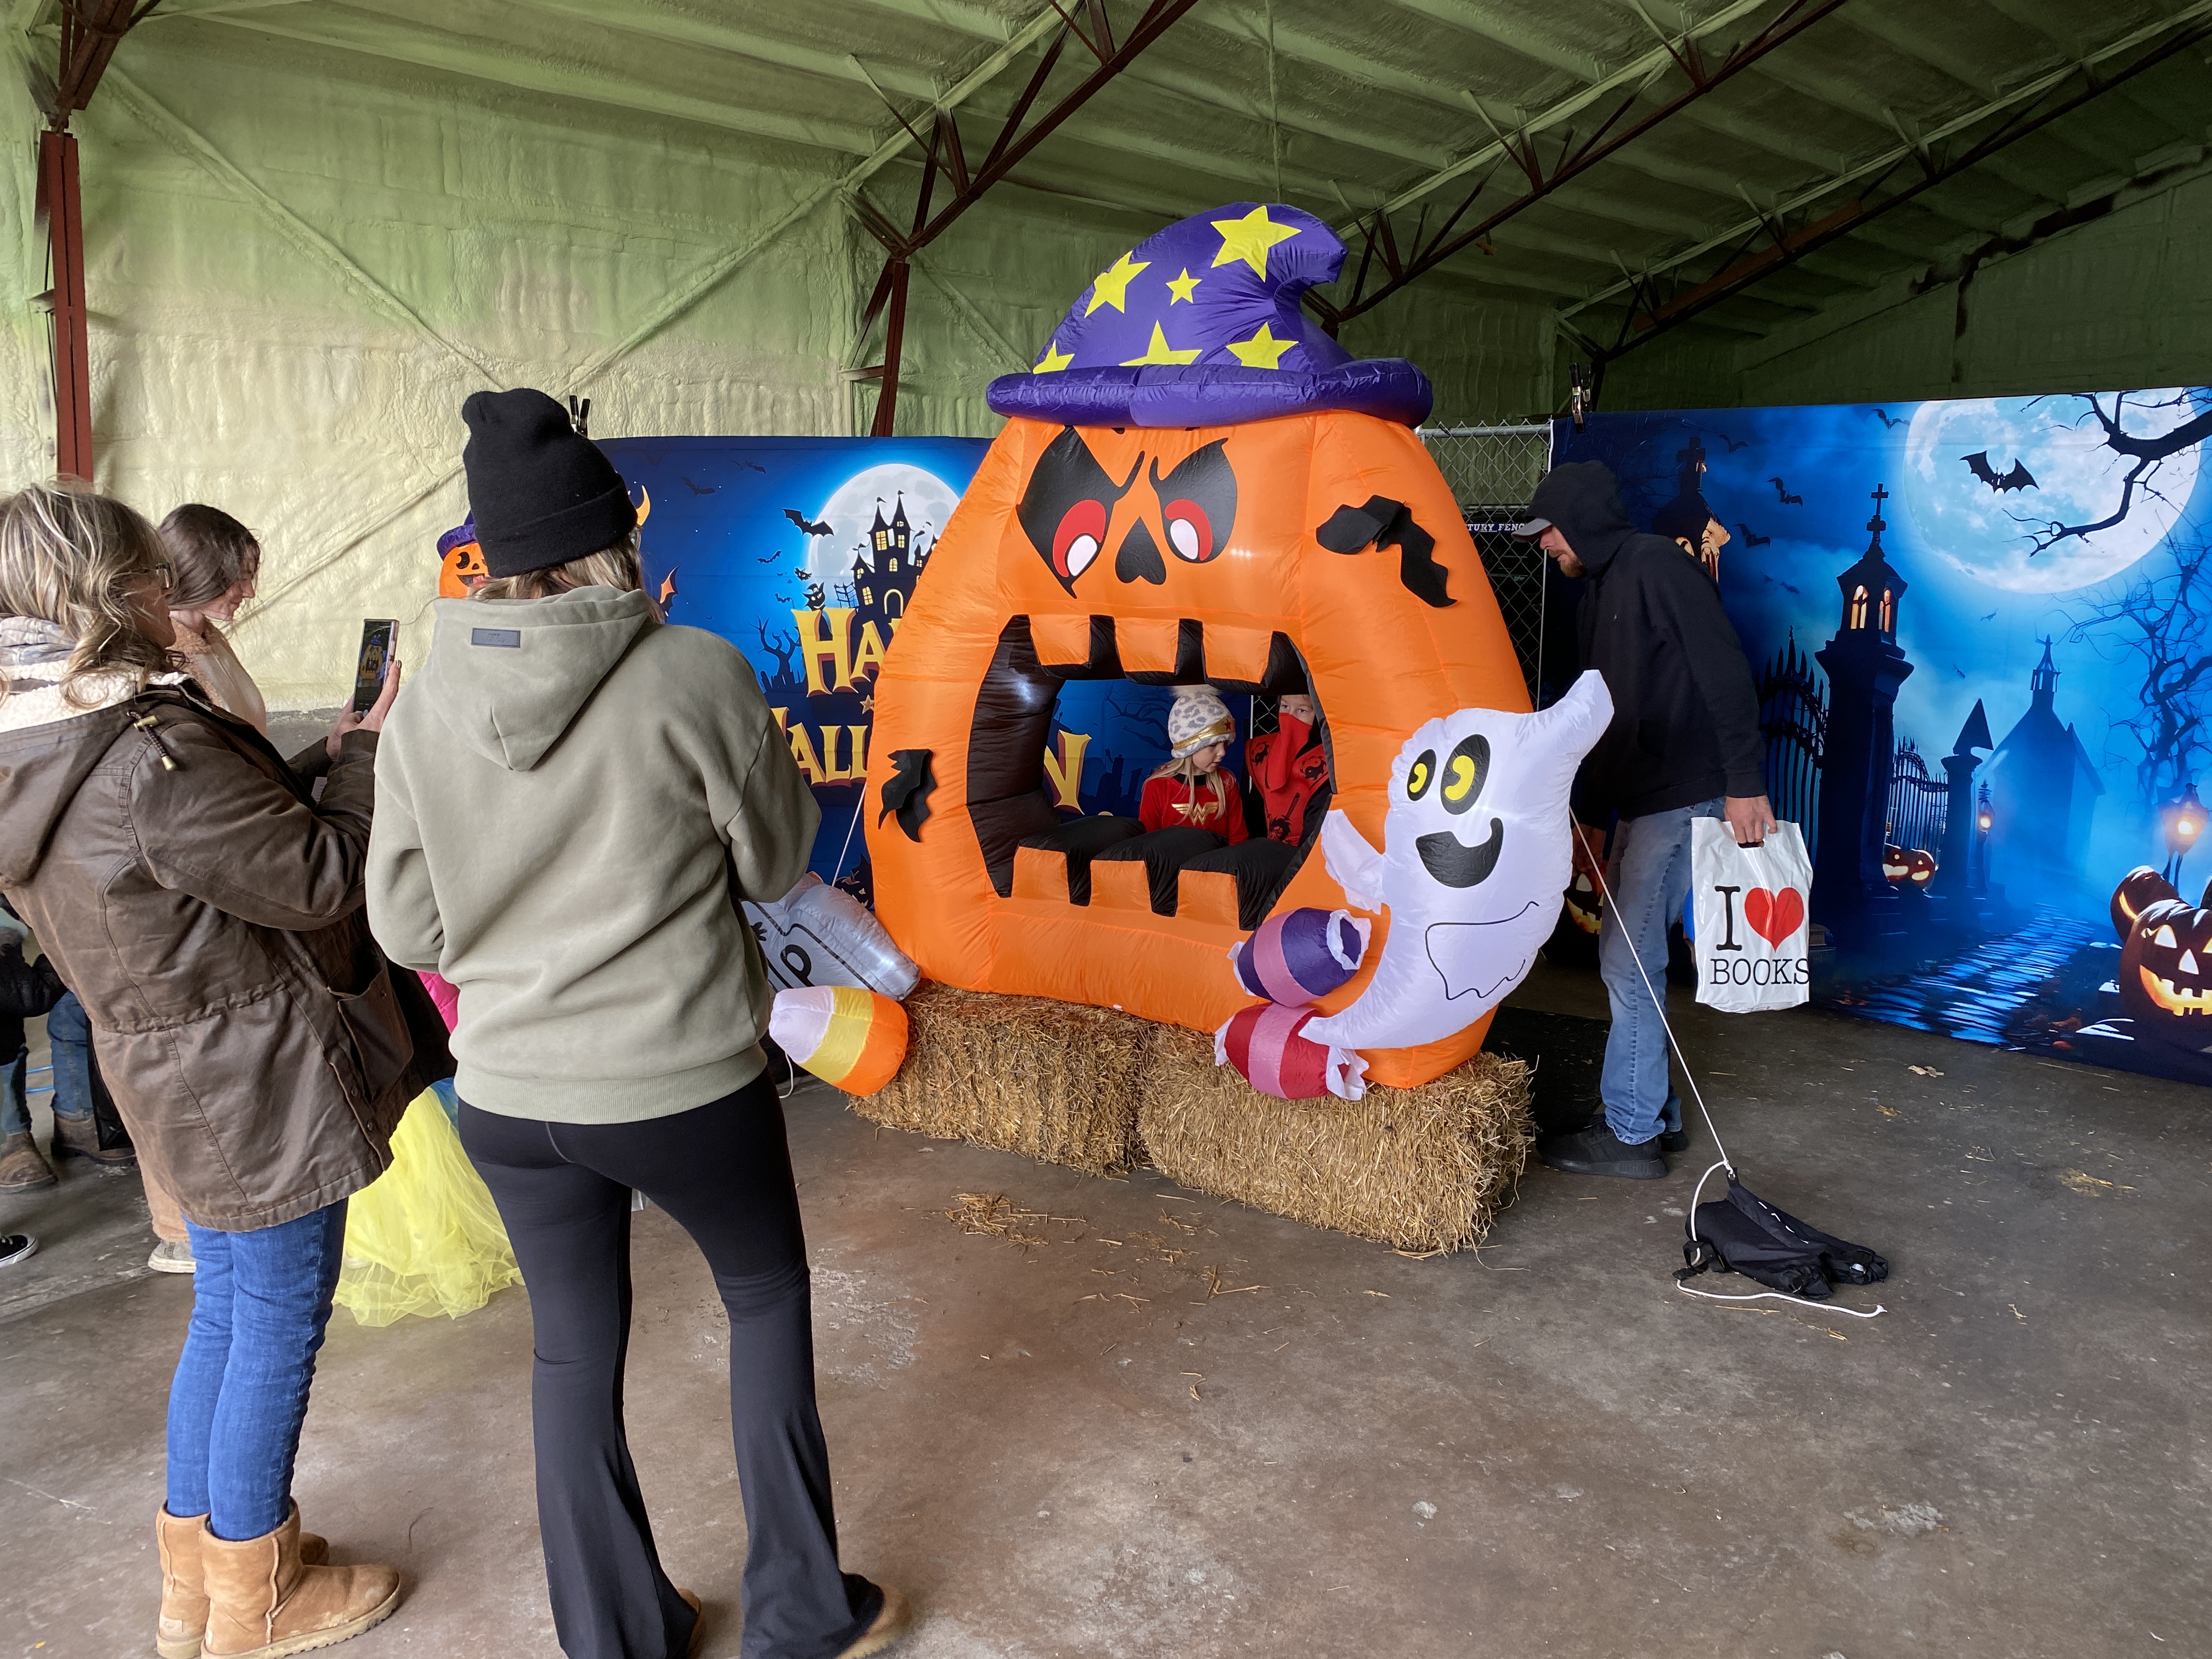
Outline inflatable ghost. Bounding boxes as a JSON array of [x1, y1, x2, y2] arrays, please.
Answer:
[[1302, 671, 1613, 1051]]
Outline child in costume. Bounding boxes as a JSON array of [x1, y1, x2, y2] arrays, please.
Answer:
[[1244, 690, 1331, 846], [1139, 687, 1249, 843]]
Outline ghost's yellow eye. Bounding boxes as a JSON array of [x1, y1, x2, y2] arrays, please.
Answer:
[[1438, 732, 1491, 816], [1406, 750, 1436, 800], [1444, 755, 1478, 802]]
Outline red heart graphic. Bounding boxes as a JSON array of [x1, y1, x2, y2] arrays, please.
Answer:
[[1743, 887, 1804, 949]]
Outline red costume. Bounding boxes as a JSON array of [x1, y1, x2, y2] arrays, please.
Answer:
[[1139, 769, 1249, 842], [1246, 712, 1330, 844]]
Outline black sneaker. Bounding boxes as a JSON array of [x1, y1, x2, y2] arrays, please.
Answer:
[[0, 1232, 37, 1268], [1660, 1093, 1689, 1155], [1661, 1126, 1690, 1154], [1536, 1122, 1668, 1180]]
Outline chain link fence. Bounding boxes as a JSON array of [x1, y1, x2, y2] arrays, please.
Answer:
[[1419, 422, 1554, 703]]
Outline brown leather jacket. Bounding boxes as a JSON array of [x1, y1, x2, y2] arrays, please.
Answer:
[[0, 686, 451, 1231]]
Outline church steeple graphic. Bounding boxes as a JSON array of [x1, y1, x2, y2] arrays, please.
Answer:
[[1832, 484, 1908, 645], [2029, 636, 2058, 710]]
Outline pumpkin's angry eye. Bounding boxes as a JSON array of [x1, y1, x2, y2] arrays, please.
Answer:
[[1149, 440, 1236, 564], [2154, 924, 2179, 947], [1405, 749, 1436, 800], [1017, 426, 1142, 594], [1438, 732, 1491, 815]]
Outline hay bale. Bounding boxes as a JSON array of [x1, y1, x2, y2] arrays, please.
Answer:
[[852, 981, 1152, 1176], [1136, 1024, 1533, 1252]]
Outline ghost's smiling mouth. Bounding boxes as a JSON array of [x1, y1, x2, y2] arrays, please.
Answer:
[[1417, 820, 1503, 888]]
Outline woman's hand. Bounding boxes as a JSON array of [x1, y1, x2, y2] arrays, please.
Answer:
[[325, 658, 403, 759]]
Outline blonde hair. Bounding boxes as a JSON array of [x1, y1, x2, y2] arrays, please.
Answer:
[[0, 482, 173, 708], [471, 532, 643, 602]]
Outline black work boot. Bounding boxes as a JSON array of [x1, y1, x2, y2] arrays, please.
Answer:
[[1536, 1121, 1668, 1180]]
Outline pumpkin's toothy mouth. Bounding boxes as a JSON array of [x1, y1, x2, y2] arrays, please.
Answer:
[[2140, 966, 2212, 1015]]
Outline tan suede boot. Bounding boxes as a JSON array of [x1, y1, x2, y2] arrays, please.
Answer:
[[52, 1110, 136, 1168], [0, 1130, 54, 1191], [157, 1505, 330, 1659], [199, 1509, 398, 1659], [836, 1584, 914, 1659]]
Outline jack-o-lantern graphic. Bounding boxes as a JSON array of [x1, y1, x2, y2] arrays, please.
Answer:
[[864, 203, 1592, 1089], [1881, 844, 1912, 887], [436, 517, 487, 599], [1904, 848, 1936, 889], [2112, 865, 2212, 1052]]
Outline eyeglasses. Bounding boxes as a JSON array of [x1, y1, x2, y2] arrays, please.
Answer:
[[136, 561, 174, 592]]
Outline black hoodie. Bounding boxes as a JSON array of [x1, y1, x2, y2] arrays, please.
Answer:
[[1527, 461, 1764, 821]]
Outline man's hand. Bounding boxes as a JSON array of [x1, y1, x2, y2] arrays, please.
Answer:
[[1570, 820, 1606, 882], [326, 658, 403, 759], [1724, 793, 1778, 847]]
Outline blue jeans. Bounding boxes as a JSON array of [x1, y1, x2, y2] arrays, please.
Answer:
[[1598, 798, 1720, 1144], [166, 1201, 348, 1539], [44, 991, 100, 1125], [0, 1043, 26, 1138]]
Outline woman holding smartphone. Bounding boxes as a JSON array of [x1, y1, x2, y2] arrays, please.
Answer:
[[367, 388, 908, 1659], [0, 482, 448, 1658]]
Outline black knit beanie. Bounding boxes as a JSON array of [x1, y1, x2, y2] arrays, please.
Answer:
[[461, 388, 637, 578]]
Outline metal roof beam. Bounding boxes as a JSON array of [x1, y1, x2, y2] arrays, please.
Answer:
[[1308, 0, 1852, 329], [1569, 8, 2212, 363]]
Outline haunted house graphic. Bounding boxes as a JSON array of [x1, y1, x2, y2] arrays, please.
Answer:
[[1984, 639, 2103, 896], [850, 496, 924, 634]]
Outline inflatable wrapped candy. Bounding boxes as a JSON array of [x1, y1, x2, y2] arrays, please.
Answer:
[[744, 873, 920, 1000], [1229, 906, 1370, 1006], [769, 985, 910, 1095], [1304, 671, 1613, 1051], [1215, 1001, 1368, 1102]]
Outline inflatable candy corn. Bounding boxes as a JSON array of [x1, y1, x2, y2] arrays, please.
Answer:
[[769, 985, 910, 1096], [1228, 907, 1370, 1006], [1215, 1001, 1367, 1102]]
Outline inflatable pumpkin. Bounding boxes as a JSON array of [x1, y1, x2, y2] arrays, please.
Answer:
[[864, 204, 1579, 1088]]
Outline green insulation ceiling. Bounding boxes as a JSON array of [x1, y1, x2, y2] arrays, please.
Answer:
[[69, 0, 2212, 373]]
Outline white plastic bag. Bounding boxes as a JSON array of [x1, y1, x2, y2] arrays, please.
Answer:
[[1690, 819, 1812, 1013], [743, 874, 919, 1000]]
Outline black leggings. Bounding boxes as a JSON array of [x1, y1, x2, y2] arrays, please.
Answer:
[[461, 1077, 881, 1659]]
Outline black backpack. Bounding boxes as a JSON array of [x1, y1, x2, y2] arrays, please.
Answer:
[[1678, 1176, 1888, 1301]]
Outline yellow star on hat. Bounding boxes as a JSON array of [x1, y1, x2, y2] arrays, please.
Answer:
[[1224, 321, 1296, 369], [1210, 205, 1300, 276], [1165, 268, 1201, 304], [1120, 322, 1201, 366], [1085, 251, 1151, 315], [1033, 339, 1074, 373]]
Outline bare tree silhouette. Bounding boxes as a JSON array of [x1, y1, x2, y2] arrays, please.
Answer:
[[752, 619, 802, 691], [2064, 538, 2212, 802], [2016, 389, 2212, 555]]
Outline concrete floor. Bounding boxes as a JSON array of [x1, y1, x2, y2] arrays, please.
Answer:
[[4, 962, 2208, 1658]]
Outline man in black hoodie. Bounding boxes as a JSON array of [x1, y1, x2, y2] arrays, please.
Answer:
[[1515, 461, 1774, 1178]]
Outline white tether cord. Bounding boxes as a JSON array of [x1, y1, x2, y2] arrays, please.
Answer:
[[1583, 839, 1886, 1319]]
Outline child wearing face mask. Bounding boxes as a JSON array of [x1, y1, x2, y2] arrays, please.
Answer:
[[1139, 687, 1249, 843], [1244, 689, 1332, 846]]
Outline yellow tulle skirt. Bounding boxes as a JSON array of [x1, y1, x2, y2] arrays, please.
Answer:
[[335, 1085, 520, 1326]]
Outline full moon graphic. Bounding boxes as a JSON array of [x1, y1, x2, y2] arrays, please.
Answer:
[[1901, 390, 2202, 594], [808, 465, 964, 588]]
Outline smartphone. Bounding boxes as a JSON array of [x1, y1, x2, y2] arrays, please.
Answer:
[[350, 619, 398, 713]]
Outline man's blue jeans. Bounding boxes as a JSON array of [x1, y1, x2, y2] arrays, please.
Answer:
[[1598, 798, 1721, 1144], [166, 1201, 348, 1539], [43, 991, 100, 1124]]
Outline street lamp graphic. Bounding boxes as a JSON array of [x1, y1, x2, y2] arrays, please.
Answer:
[[2160, 779, 2204, 883], [1972, 782, 1993, 896]]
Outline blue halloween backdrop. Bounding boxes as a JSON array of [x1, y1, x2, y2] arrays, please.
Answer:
[[599, 436, 1248, 901], [1552, 387, 2212, 1086]]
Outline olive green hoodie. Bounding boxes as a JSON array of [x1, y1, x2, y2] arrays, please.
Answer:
[[366, 587, 818, 1122]]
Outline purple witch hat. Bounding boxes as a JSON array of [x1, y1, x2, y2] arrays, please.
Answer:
[[987, 202, 1431, 430]]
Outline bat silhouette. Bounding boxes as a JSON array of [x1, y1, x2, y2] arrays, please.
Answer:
[[1978, 610, 1998, 621], [757, 554, 781, 564], [783, 509, 834, 535], [1867, 407, 1905, 429], [1962, 451, 2036, 493], [1736, 523, 1771, 548], [1954, 665, 1967, 678], [680, 476, 718, 495], [1767, 477, 1803, 505], [1692, 425, 1749, 453], [1759, 575, 1802, 594]]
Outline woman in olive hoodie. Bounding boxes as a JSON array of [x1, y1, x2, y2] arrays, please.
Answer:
[[0, 482, 449, 1659], [366, 390, 909, 1659]]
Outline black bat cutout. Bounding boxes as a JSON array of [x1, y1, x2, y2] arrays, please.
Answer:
[[1737, 523, 1771, 548], [878, 749, 936, 842], [1868, 407, 1905, 429], [1767, 477, 1803, 505], [681, 476, 718, 495], [1962, 451, 2037, 493], [1314, 496, 1453, 608], [784, 509, 834, 535]]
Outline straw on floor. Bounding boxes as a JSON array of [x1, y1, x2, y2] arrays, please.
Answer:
[[1136, 1024, 1534, 1254], [852, 980, 1152, 1176]]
